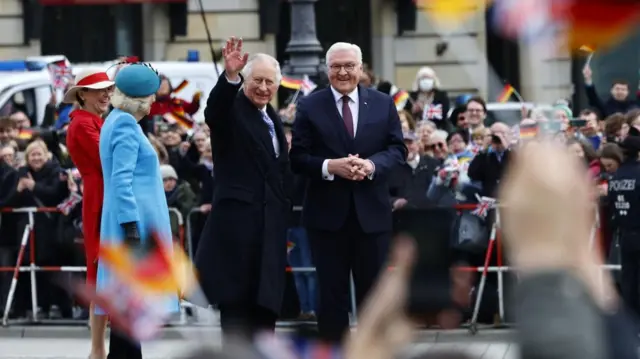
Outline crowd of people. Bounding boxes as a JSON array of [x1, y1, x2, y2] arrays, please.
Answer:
[[0, 44, 638, 332]]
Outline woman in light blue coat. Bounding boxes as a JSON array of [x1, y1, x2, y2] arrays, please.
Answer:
[[98, 63, 179, 359]]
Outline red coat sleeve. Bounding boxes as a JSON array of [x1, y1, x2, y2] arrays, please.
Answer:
[[75, 119, 102, 171]]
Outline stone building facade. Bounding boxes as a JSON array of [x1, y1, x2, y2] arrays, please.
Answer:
[[0, 0, 620, 104]]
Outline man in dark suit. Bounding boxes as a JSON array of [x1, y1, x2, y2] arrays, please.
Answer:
[[290, 42, 406, 342], [195, 37, 292, 339]]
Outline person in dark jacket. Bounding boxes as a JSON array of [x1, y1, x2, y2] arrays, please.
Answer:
[[389, 131, 440, 210], [467, 122, 512, 197], [195, 38, 293, 340], [583, 65, 638, 118], [608, 135, 640, 320], [403, 66, 452, 131], [14, 140, 70, 318], [0, 156, 19, 317]]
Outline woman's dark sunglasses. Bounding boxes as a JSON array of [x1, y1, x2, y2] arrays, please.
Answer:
[[430, 142, 445, 150]]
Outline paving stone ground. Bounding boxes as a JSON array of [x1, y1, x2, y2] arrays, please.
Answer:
[[0, 327, 518, 359]]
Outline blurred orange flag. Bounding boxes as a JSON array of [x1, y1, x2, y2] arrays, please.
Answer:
[[562, 0, 640, 52], [99, 233, 197, 296], [418, 0, 492, 28]]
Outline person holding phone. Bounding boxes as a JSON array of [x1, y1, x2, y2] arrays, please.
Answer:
[[64, 68, 114, 359], [467, 122, 511, 198]]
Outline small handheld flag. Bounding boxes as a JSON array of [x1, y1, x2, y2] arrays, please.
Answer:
[[497, 84, 524, 103], [472, 194, 496, 219], [57, 192, 82, 215], [280, 76, 303, 90]]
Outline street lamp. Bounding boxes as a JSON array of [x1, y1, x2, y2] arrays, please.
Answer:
[[282, 0, 325, 80]]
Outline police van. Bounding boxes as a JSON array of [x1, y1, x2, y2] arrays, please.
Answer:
[[0, 54, 221, 127], [74, 59, 222, 122]]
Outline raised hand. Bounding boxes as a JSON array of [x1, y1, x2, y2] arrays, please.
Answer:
[[499, 140, 615, 310], [222, 37, 249, 81]]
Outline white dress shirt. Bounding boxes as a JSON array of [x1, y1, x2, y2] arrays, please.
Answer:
[[321, 86, 374, 181]]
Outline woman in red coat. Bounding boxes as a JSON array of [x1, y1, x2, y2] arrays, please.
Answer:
[[64, 69, 114, 359]]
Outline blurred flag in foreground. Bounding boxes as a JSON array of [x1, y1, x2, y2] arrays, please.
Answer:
[[71, 280, 169, 341], [418, 0, 491, 29], [492, 0, 555, 42], [564, 0, 640, 52], [68, 232, 198, 341], [492, 0, 640, 52], [99, 232, 198, 296]]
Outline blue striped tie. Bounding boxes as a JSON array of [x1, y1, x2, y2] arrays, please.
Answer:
[[262, 111, 276, 139]]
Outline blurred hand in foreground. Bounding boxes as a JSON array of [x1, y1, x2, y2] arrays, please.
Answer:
[[499, 140, 615, 310], [344, 235, 415, 359]]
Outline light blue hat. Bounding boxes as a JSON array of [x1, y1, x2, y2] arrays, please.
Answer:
[[114, 64, 161, 98]]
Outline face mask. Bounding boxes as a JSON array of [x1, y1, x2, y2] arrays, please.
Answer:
[[418, 78, 434, 92]]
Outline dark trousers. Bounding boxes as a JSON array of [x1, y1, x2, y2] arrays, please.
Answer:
[[107, 328, 142, 359], [307, 209, 390, 343], [219, 303, 277, 342]]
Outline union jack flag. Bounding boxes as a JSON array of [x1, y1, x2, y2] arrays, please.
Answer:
[[472, 195, 496, 219], [57, 192, 82, 215], [49, 65, 73, 90], [71, 279, 168, 341], [423, 104, 443, 121]]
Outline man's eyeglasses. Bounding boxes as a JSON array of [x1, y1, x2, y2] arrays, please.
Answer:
[[329, 64, 357, 73], [430, 142, 445, 150]]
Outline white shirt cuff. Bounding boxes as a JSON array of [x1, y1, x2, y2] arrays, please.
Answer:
[[226, 75, 241, 84], [367, 160, 375, 180], [322, 159, 335, 181]]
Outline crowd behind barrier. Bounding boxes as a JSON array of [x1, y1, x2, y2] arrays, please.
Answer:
[[0, 202, 615, 334]]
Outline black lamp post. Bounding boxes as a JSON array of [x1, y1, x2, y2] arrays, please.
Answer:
[[282, 0, 325, 81]]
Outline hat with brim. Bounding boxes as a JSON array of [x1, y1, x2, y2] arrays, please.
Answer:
[[62, 69, 114, 104], [115, 63, 161, 98]]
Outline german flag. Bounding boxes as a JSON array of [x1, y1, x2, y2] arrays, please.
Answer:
[[519, 124, 538, 139], [562, 0, 640, 52], [392, 90, 409, 110], [99, 232, 197, 296], [280, 76, 303, 90]]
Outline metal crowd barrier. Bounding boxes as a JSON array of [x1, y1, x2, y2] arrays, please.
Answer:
[[0, 206, 187, 327], [2, 203, 610, 334], [181, 203, 608, 333]]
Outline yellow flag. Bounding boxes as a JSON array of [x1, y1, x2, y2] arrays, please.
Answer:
[[420, 0, 491, 29]]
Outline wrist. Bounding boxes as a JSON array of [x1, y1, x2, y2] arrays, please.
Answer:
[[326, 159, 335, 174], [226, 72, 240, 82]]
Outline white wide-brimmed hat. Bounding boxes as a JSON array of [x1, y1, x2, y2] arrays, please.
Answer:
[[62, 68, 114, 104]]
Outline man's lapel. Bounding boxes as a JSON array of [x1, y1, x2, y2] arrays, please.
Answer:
[[355, 85, 370, 139], [237, 91, 276, 159]]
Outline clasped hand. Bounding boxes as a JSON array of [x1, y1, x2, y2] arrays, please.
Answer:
[[16, 173, 35, 192], [328, 154, 373, 181]]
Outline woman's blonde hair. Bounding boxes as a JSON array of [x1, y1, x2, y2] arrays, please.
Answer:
[[110, 88, 154, 117], [412, 66, 441, 91], [25, 140, 51, 160]]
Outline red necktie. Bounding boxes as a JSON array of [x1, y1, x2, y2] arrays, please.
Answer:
[[342, 96, 354, 138]]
